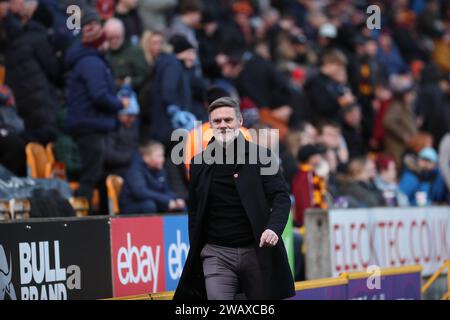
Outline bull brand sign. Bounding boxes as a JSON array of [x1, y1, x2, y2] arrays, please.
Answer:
[[0, 218, 113, 300]]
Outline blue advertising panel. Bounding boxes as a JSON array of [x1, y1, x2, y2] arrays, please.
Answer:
[[347, 272, 422, 300], [163, 215, 190, 291]]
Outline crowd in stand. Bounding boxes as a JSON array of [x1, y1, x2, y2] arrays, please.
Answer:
[[0, 0, 449, 225]]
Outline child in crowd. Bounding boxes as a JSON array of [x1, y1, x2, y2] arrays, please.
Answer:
[[120, 140, 186, 214]]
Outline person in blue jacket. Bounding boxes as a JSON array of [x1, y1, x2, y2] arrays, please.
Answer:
[[64, 8, 124, 210], [399, 148, 448, 205], [120, 140, 186, 214]]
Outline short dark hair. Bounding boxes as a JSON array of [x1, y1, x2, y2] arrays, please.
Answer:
[[316, 119, 341, 134], [208, 97, 241, 118], [140, 140, 164, 156], [179, 0, 202, 14], [297, 144, 325, 163], [319, 48, 347, 66]]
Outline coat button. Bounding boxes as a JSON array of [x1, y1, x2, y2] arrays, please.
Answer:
[[233, 173, 238, 178]]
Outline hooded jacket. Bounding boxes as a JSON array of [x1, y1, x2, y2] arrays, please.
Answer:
[[64, 42, 121, 135]]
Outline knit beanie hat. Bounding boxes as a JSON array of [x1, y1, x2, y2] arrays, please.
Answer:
[[81, 9, 106, 49], [169, 35, 194, 54]]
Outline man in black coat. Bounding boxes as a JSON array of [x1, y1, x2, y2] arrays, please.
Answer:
[[4, 4, 60, 144], [174, 97, 295, 300]]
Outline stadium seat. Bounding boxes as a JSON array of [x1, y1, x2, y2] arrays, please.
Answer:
[[42, 143, 99, 212], [25, 142, 52, 179], [106, 175, 124, 215], [0, 200, 11, 220], [10, 198, 31, 220], [45, 143, 69, 180], [69, 197, 90, 217]]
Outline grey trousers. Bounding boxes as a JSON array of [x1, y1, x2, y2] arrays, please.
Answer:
[[200, 243, 266, 300]]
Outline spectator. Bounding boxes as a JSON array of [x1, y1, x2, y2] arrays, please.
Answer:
[[104, 87, 140, 177], [355, 37, 387, 144], [219, 0, 256, 53], [417, 66, 450, 147], [371, 81, 393, 150], [285, 122, 318, 162], [291, 144, 328, 227], [104, 17, 148, 92], [399, 147, 448, 205], [141, 30, 166, 66], [391, 6, 428, 63], [416, 63, 443, 134], [138, 30, 166, 140], [64, 8, 124, 209], [439, 133, 450, 194], [374, 154, 409, 206], [165, 0, 202, 50], [432, 25, 450, 74], [218, 50, 295, 140], [337, 156, 385, 208], [120, 140, 186, 214], [114, 0, 142, 45], [137, 0, 177, 32], [316, 120, 349, 168], [376, 31, 409, 76], [341, 104, 367, 159], [4, 0, 60, 144], [304, 49, 356, 124], [382, 77, 418, 168], [95, 0, 114, 20], [150, 34, 197, 146], [0, 82, 26, 176], [417, 0, 444, 39], [196, 10, 221, 79]]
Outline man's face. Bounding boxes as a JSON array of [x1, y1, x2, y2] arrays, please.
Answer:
[[9, 0, 24, 17], [220, 60, 243, 79], [0, 2, 9, 19], [379, 34, 391, 49], [176, 48, 196, 69], [143, 148, 165, 170], [365, 159, 377, 179], [105, 25, 124, 51], [146, 34, 163, 58], [344, 107, 362, 128], [418, 158, 436, 172], [308, 154, 323, 169], [118, 114, 136, 128], [234, 13, 250, 27], [323, 62, 347, 83], [318, 126, 340, 148], [300, 124, 317, 146], [210, 106, 242, 144], [381, 161, 397, 184], [365, 40, 378, 56]]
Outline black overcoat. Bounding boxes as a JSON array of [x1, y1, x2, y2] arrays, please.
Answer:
[[173, 135, 295, 300]]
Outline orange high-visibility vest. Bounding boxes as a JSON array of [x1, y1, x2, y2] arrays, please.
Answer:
[[184, 122, 253, 174]]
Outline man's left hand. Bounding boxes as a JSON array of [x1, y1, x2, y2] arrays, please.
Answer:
[[259, 229, 279, 247]]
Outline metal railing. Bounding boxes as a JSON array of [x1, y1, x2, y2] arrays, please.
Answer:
[[421, 260, 450, 300]]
